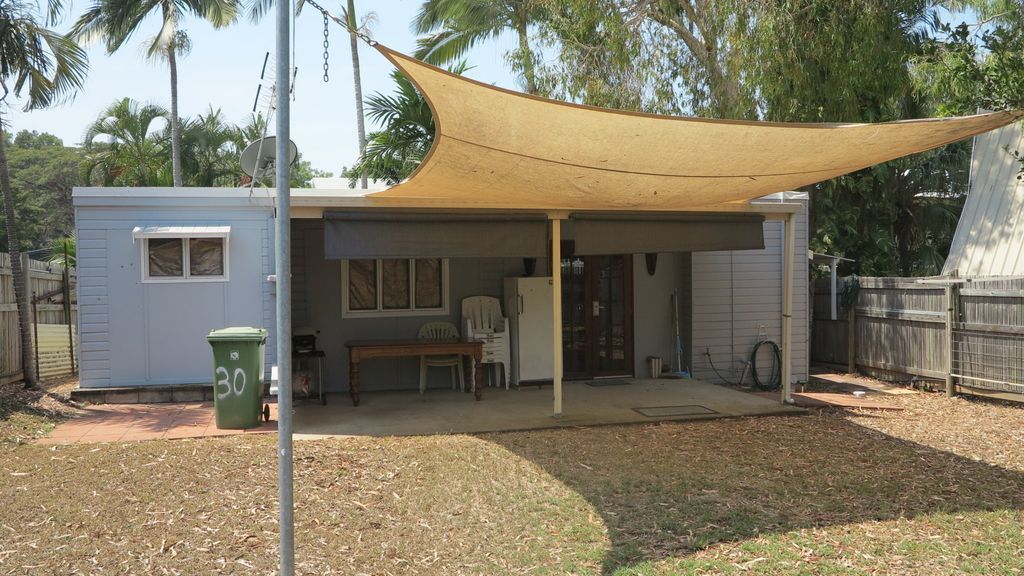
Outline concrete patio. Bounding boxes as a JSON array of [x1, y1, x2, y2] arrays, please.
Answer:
[[294, 378, 805, 437]]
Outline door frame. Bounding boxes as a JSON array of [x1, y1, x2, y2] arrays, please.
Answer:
[[560, 248, 635, 380]]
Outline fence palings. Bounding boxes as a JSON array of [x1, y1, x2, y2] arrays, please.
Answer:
[[811, 276, 1024, 399], [0, 252, 78, 383]]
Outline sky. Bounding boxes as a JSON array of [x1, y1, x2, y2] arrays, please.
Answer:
[[6, 0, 520, 173]]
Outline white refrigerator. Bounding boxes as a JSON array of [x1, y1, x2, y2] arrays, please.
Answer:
[[503, 276, 555, 384]]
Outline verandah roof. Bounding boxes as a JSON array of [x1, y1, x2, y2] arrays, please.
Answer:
[[364, 45, 1023, 212]]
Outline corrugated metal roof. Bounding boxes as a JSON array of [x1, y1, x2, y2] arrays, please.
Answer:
[[943, 121, 1024, 277]]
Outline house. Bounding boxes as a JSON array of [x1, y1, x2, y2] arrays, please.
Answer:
[[72, 47, 1020, 416], [943, 119, 1024, 277], [72, 186, 809, 401]]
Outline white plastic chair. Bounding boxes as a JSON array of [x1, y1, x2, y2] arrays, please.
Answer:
[[418, 321, 465, 393], [461, 296, 512, 389]]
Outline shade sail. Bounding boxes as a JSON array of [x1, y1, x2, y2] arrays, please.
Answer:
[[323, 212, 548, 259], [367, 45, 1023, 211]]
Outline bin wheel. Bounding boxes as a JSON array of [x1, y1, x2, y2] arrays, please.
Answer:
[[263, 404, 271, 422]]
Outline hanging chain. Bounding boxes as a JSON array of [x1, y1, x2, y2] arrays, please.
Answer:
[[304, 0, 377, 79], [321, 13, 330, 82]]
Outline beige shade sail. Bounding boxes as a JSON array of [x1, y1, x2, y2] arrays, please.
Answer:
[[367, 45, 1024, 211]]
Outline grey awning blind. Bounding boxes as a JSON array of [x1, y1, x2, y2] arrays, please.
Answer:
[[324, 211, 548, 259], [570, 213, 765, 255]]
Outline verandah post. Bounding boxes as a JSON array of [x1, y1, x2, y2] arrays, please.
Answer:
[[781, 211, 795, 404], [550, 215, 563, 416]]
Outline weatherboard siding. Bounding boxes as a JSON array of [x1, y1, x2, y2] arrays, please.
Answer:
[[690, 203, 809, 386], [74, 195, 274, 388]]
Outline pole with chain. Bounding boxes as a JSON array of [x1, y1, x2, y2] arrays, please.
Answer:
[[275, 0, 294, 571]]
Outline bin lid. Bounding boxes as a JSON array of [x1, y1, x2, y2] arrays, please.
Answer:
[[207, 327, 268, 342]]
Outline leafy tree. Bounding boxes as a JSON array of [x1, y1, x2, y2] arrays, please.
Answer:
[[413, 0, 547, 94], [81, 97, 170, 186], [13, 130, 62, 148], [0, 131, 81, 254], [912, 19, 1024, 116], [72, 0, 241, 187], [527, 1, 978, 275], [0, 0, 87, 387]]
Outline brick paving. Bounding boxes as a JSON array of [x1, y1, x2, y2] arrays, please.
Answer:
[[38, 402, 278, 445]]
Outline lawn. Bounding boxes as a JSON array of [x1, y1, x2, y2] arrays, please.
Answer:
[[2, 380, 1024, 575]]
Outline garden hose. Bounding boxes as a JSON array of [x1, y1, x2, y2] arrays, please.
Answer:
[[750, 339, 782, 391]]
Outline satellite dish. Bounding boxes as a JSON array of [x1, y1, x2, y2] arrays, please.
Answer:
[[240, 136, 298, 180]]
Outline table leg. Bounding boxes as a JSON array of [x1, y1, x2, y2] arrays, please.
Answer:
[[474, 355, 482, 401], [462, 356, 473, 394], [349, 359, 360, 407]]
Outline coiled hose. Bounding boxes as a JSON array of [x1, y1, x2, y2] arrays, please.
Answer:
[[750, 339, 782, 391]]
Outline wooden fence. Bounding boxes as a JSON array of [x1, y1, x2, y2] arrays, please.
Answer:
[[812, 276, 1024, 400], [1, 252, 78, 385]]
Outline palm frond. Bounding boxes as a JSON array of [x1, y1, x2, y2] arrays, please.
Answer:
[[1, 6, 88, 111]]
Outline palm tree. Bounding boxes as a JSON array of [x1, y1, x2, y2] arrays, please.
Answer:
[[71, 0, 240, 187], [180, 107, 237, 186], [413, 0, 545, 94], [343, 0, 369, 188], [344, 64, 467, 185], [0, 0, 88, 387], [46, 235, 76, 269], [81, 98, 170, 186]]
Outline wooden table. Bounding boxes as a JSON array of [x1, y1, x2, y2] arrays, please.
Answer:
[[345, 338, 484, 406]]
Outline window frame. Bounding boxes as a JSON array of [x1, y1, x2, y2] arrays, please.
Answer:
[[141, 236, 230, 283], [341, 258, 450, 318]]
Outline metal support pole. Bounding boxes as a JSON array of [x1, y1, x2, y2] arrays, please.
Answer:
[[846, 303, 856, 374], [944, 283, 956, 397], [781, 212, 795, 404], [32, 293, 39, 381], [20, 253, 35, 385], [275, 0, 294, 571], [550, 216, 563, 417], [63, 252, 75, 374], [829, 260, 837, 321]]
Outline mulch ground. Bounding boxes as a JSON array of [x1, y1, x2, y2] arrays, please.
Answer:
[[0, 376, 82, 446], [1, 375, 1023, 574]]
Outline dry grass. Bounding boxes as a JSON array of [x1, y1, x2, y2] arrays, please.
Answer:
[[2, 381, 1024, 574], [0, 376, 81, 446]]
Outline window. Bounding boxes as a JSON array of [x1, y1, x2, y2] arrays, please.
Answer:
[[142, 237, 228, 282], [342, 258, 448, 317]]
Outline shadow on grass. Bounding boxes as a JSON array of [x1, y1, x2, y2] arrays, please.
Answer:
[[482, 413, 1024, 574], [0, 381, 77, 423]]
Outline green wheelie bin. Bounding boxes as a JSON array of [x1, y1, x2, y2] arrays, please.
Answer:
[[206, 327, 268, 429]]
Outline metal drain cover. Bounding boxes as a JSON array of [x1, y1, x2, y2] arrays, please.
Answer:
[[585, 379, 632, 387], [633, 405, 717, 417]]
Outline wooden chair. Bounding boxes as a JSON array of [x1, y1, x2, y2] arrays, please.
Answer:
[[418, 321, 465, 393]]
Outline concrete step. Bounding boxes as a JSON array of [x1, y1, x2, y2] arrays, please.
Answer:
[[71, 384, 216, 404]]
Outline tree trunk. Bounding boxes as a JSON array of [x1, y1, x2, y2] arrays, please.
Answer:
[[347, 0, 367, 189], [0, 119, 37, 388], [168, 43, 183, 187], [515, 17, 538, 95]]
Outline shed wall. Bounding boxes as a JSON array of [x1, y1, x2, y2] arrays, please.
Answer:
[[689, 204, 810, 385], [75, 202, 274, 388]]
